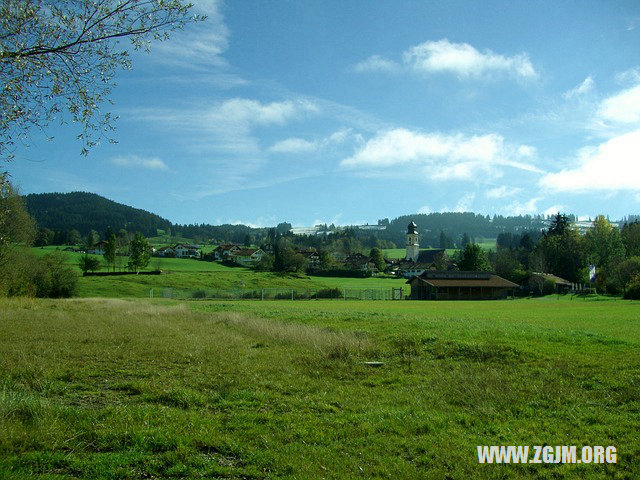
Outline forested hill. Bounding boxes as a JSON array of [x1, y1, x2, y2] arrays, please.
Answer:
[[24, 192, 172, 237], [385, 212, 549, 246]]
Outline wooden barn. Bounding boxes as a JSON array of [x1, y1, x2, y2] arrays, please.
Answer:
[[407, 271, 518, 300]]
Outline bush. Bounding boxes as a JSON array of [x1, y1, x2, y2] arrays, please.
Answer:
[[315, 288, 342, 299], [79, 254, 101, 274], [0, 247, 37, 296], [191, 290, 207, 299], [624, 281, 640, 300], [1, 249, 77, 298], [33, 251, 78, 298]]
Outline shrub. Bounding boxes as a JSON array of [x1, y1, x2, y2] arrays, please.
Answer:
[[191, 290, 207, 299], [1, 249, 77, 298], [315, 288, 342, 299], [78, 254, 101, 274], [33, 251, 78, 298], [624, 281, 640, 300]]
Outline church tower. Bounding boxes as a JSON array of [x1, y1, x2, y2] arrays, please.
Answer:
[[405, 221, 419, 262]]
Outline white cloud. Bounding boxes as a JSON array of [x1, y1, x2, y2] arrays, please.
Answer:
[[340, 128, 541, 182], [269, 138, 317, 153], [486, 186, 522, 199], [402, 39, 537, 79], [517, 145, 537, 157], [128, 97, 320, 196], [508, 198, 541, 216], [417, 205, 431, 214], [564, 76, 595, 99], [327, 128, 355, 144], [214, 98, 318, 126], [134, 97, 318, 155], [544, 205, 566, 216], [268, 128, 357, 155], [454, 193, 475, 212], [615, 67, 640, 85], [596, 84, 640, 125], [111, 155, 169, 171], [539, 129, 640, 192], [353, 55, 399, 73], [151, 0, 230, 69]]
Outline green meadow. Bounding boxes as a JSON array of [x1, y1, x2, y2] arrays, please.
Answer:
[[1, 296, 638, 479], [31, 246, 409, 298]]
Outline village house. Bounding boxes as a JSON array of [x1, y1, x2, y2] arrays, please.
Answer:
[[155, 244, 200, 258], [260, 242, 275, 255], [345, 252, 377, 274], [230, 248, 264, 266], [174, 244, 200, 258], [299, 248, 321, 268], [527, 272, 573, 294], [155, 246, 175, 257], [213, 244, 241, 261], [85, 241, 108, 255]]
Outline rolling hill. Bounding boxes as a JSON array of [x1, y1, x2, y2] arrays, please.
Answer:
[[24, 191, 172, 237]]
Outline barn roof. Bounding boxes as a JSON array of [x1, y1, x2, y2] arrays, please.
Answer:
[[415, 249, 446, 263], [232, 248, 263, 256], [406, 271, 518, 288]]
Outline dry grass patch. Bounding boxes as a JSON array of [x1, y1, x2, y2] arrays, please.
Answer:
[[212, 311, 374, 361]]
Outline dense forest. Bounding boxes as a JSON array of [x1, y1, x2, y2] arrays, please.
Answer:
[[25, 192, 172, 238]]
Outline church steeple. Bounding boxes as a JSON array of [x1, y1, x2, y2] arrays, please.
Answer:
[[406, 221, 419, 261]]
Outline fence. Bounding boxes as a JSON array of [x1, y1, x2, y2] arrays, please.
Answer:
[[154, 286, 405, 301]]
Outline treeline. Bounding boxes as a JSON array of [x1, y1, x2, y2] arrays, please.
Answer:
[[23, 191, 556, 248], [380, 212, 549, 247], [487, 214, 640, 298]]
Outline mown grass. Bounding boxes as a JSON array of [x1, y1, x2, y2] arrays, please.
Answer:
[[1, 297, 638, 478]]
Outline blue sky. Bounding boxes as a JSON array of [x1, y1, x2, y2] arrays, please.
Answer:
[[8, 0, 640, 226]]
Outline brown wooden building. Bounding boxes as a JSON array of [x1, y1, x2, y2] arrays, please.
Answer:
[[407, 271, 518, 300]]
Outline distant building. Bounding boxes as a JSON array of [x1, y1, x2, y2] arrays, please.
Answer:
[[527, 272, 572, 294], [345, 252, 377, 273], [174, 244, 200, 258], [299, 248, 320, 268], [155, 244, 200, 258], [213, 244, 241, 261], [155, 246, 175, 257], [230, 248, 264, 266], [395, 220, 450, 277], [86, 241, 108, 255], [405, 221, 419, 262], [407, 271, 518, 300]]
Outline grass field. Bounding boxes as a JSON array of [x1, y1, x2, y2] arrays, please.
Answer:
[[1, 296, 638, 478], [30, 247, 410, 298]]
